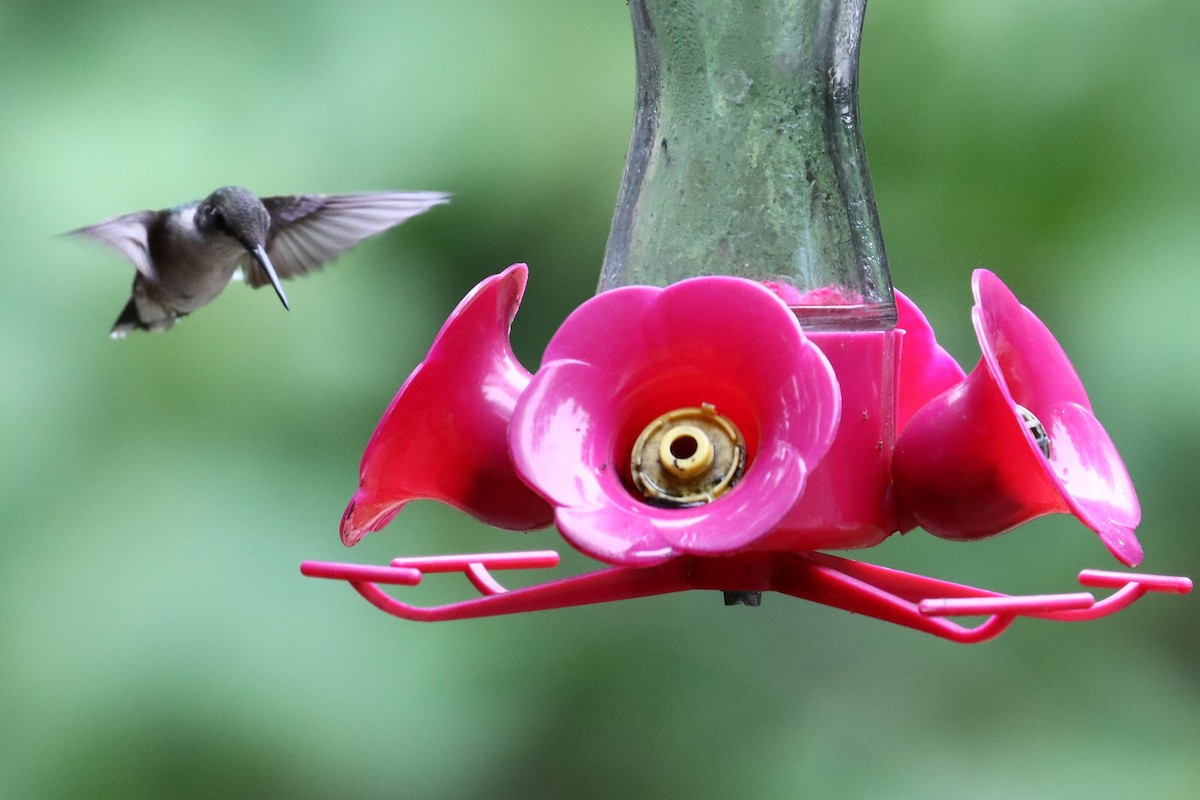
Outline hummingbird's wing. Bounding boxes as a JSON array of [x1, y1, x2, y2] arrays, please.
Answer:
[[239, 191, 450, 288], [64, 210, 159, 279]]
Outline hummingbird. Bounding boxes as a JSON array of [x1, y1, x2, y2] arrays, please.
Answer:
[[66, 186, 449, 338]]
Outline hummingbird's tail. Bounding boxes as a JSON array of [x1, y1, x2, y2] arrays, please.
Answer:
[[110, 297, 181, 339]]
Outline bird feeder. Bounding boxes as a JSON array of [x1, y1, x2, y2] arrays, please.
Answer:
[[302, 0, 1189, 642]]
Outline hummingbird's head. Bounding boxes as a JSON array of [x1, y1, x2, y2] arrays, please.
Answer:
[[196, 185, 290, 310], [195, 186, 270, 251]]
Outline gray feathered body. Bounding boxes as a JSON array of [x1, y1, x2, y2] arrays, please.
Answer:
[[126, 204, 248, 331]]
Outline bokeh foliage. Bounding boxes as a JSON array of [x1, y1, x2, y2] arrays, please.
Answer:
[[2, 1, 1197, 797]]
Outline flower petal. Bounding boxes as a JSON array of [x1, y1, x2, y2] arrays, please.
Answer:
[[1045, 402, 1143, 566], [973, 269, 1091, 412], [341, 264, 554, 545], [895, 289, 966, 432]]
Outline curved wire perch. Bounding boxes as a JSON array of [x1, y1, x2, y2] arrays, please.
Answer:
[[302, 552, 695, 622], [299, 551, 1191, 642]]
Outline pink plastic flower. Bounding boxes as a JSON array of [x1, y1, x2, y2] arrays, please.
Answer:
[[340, 265, 553, 545], [508, 276, 842, 566], [892, 269, 1142, 566]]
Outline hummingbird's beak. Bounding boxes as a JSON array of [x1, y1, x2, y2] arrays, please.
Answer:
[[252, 244, 290, 310]]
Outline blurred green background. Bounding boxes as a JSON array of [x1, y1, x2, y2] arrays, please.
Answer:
[[2, 1, 1198, 797]]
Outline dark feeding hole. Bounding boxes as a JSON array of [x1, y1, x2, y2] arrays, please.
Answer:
[[669, 434, 699, 460], [1016, 405, 1051, 460]]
